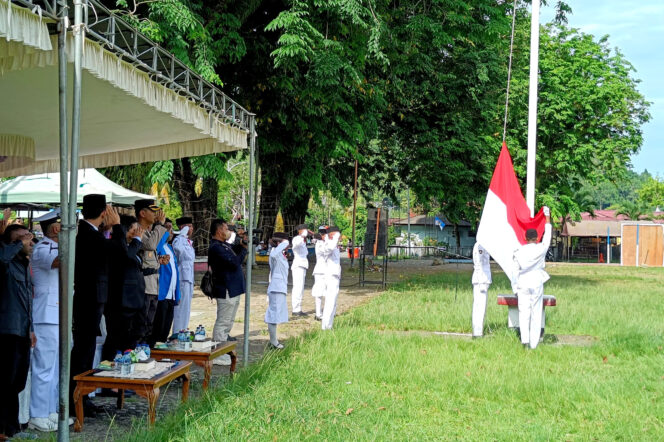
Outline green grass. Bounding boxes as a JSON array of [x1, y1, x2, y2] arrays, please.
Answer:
[[126, 265, 664, 441]]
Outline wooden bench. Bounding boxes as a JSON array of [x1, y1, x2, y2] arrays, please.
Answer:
[[497, 294, 557, 336], [151, 342, 237, 390], [73, 361, 191, 431]]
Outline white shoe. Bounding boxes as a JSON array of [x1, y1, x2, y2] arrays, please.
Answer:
[[49, 413, 74, 426], [212, 354, 232, 366], [29, 417, 58, 432]]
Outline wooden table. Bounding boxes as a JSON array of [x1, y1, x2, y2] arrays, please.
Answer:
[[151, 342, 237, 390], [72, 361, 192, 431]]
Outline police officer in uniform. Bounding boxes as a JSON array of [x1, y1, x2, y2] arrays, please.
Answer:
[[29, 212, 72, 431]]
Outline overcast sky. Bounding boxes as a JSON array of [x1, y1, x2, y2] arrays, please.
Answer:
[[540, 1, 664, 176]]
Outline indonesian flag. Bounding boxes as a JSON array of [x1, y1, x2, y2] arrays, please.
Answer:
[[476, 142, 546, 282]]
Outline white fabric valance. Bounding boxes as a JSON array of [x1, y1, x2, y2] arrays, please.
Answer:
[[0, 137, 238, 177], [0, 0, 53, 52], [0, 33, 248, 149], [0, 133, 34, 171]]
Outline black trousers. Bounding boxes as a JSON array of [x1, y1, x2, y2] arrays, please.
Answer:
[[149, 299, 175, 347], [0, 334, 30, 437], [70, 302, 104, 408], [102, 307, 143, 361], [142, 294, 159, 343]]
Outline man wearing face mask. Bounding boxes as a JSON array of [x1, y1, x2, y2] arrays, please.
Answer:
[[291, 224, 310, 317], [208, 219, 247, 365]]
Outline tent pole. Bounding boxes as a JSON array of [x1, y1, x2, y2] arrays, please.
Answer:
[[526, 0, 541, 216], [243, 115, 256, 367], [57, 4, 71, 440]]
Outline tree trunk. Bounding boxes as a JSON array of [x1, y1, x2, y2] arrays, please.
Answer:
[[454, 223, 461, 249], [281, 191, 311, 236], [256, 167, 281, 242], [172, 158, 219, 256]]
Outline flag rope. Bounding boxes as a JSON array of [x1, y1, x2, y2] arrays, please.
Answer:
[[502, 0, 518, 143]]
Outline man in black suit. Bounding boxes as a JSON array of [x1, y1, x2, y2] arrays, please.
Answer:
[[208, 219, 247, 366], [102, 215, 146, 362], [69, 194, 121, 417]]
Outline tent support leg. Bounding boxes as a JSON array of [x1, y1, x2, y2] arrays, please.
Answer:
[[57, 6, 71, 441], [243, 115, 256, 367]]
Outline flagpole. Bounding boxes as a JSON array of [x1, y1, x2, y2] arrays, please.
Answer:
[[526, 0, 541, 216]]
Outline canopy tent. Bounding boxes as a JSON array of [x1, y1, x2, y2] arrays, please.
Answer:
[[0, 168, 153, 206], [0, 0, 249, 177], [1, 1, 257, 439]]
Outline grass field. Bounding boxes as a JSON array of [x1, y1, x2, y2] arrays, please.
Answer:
[[126, 264, 664, 441]]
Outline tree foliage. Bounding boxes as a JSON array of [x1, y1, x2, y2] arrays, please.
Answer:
[[102, 0, 650, 241], [506, 21, 650, 221]]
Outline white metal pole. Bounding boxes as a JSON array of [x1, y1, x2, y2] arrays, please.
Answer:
[[243, 115, 256, 367], [526, 0, 541, 216]]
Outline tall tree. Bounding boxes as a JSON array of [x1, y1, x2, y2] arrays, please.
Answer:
[[505, 21, 651, 220]]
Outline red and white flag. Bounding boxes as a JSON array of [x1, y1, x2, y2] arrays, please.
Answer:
[[476, 142, 546, 282]]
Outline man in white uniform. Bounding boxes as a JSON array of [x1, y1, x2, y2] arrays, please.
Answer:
[[513, 206, 552, 349], [291, 224, 310, 316], [471, 242, 491, 338], [321, 226, 341, 330], [172, 217, 195, 333], [29, 212, 69, 431], [311, 227, 328, 321]]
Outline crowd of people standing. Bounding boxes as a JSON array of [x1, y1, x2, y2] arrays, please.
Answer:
[[0, 193, 346, 439], [0, 195, 199, 438]]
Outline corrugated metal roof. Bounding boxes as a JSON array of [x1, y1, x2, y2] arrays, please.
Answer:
[[391, 214, 471, 227]]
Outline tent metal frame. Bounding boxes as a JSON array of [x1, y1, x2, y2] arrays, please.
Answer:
[[10, 0, 252, 132], [6, 1, 257, 439]]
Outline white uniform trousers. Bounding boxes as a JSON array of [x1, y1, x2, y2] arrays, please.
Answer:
[[213, 293, 241, 342], [472, 283, 489, 337], [291, 266, 307, 313], [30, 324, 58, 418], [18, 350, 32, 425], [517, 285, 544, 349], [172, 281, 194, 333], [321, 275, 340, 330]]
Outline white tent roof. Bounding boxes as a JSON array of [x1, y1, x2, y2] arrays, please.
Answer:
[[0, 168, 153, 206], [0, 0, 249, 177]]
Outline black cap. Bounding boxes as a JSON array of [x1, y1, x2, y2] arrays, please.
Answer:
[[165, 218, 173, 225], [134, 199, 159, 213], [36, 209, 60, 232], [273, 232, 289, 240], [83, 194, 106, 213], [327, 226, 340, 233], [176, 216, 192, 227], [525, 228, 538, 241], [295, 224, 308, 232]]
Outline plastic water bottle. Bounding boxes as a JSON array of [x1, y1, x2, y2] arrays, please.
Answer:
[[178, 330, 185, 350], [121, 350, 132, 375], [143, 342, 151, 359], [114, 351, 123, 370]]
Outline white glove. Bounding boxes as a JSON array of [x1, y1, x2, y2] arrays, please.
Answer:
[[543, 206, 550, 216]]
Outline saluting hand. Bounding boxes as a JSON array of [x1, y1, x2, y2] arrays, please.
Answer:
[[155, 209, 166, 224], [104, 205, 121, 226]]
